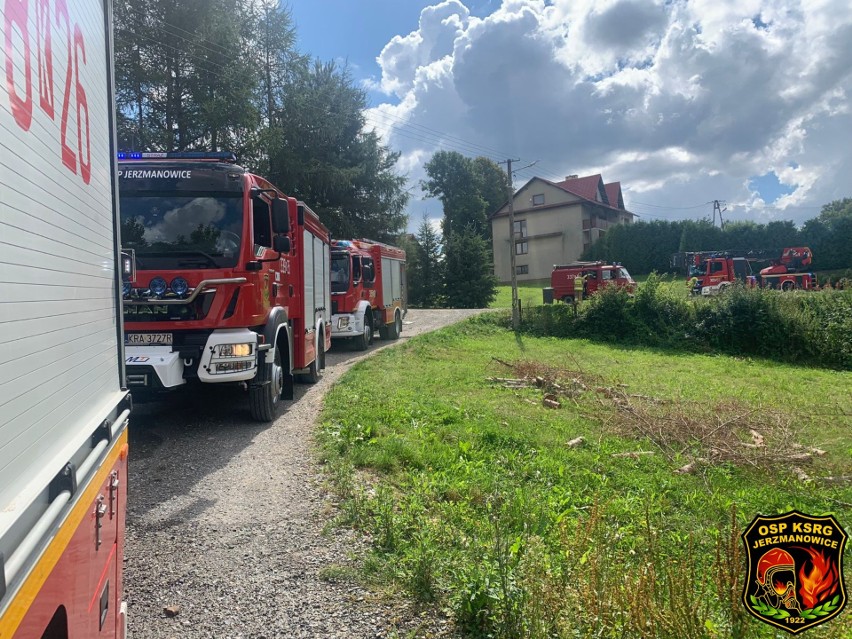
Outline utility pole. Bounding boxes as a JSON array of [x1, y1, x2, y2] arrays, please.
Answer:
[[500, 158, 521, 330], [713, 199, 727, 229]]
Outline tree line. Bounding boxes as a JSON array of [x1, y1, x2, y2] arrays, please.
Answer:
[[113, 0, 407, 242], [582, 198, 852, 274]]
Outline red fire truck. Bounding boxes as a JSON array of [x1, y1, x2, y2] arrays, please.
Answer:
[[1, 1, 132, 636], [695, 247, 814, 296], [546, 261, 636, 303], [330, 239, 406, 349], [118, 152, 331, 422]]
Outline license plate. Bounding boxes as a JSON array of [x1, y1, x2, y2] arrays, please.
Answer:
[[125, 333, 173, 346]]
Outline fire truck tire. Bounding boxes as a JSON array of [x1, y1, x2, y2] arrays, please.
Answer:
[[781, 280, 796, 291], [300, 336, 324, 384], [561, 295, 574, 304], [355, 316, 373, 351], [249, 346, 283, 422], [386, 312, 402, 340]]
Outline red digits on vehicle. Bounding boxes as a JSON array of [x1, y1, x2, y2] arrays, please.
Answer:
[[5, 0, 90, 182], [73, 23, 88, 183], [4, 0, 33, 130], [36, 0, 53, 116], [56, 0, 76, 174]]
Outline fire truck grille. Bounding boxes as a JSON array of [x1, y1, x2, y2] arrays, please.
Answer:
[[123, 291, 215, 322]]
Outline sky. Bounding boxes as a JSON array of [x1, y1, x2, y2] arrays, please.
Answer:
[[288, 0, 852, 232]]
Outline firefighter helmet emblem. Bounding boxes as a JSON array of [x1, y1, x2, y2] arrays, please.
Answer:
[[742, 511, 847, 633]]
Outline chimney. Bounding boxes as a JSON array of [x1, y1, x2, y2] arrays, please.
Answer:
[[566, 174, 578, 180]]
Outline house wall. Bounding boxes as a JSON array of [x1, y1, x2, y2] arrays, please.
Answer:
[[492, 182, 587, 283]]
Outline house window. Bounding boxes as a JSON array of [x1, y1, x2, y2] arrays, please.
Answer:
[[515, 241, 528, 255], [516, 265, 529, 275], [531, 193, 545, 206], [513, 219, 527, 238]]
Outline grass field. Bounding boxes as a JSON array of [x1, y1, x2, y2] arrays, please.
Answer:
[[319, 318, 852, 638]]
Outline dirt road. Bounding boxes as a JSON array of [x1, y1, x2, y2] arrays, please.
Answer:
[[125, 309, 483, 638]]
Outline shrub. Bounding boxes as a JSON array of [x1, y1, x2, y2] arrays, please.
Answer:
[[514, 284, 852, 370]]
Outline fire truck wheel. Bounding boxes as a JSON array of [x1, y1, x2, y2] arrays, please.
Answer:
[[387, 312, 402, 340], [300, 337, 324, 384], [355, 316, 373, 351], [781, 280, 796, 291], [249, 347, 283, 422], [561, 295, 574, 304]]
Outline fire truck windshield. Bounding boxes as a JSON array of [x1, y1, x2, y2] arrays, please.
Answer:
[[331, 254, 350, 292], [120, 194, 243, 269]]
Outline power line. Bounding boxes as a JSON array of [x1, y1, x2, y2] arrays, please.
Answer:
[[628, 199, 712, 209]]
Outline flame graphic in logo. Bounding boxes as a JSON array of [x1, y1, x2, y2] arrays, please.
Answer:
[[797, 547, 839, 609]]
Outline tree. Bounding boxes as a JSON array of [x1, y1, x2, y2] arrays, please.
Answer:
[[803, 198, 852, 269], [408, 215, 444, 308], [471, 157, 511, 234], [422, 151, 506, 240], [113, 0, 262, 151], [443, 229, 497, 308], [113, 1, 409, 240], [264, 60, 409, 241]]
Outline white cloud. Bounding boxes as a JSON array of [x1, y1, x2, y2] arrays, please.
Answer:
[[366, 0, 852, 229]]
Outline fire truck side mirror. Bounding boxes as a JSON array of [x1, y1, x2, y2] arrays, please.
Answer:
[[273, 235, 291, 254], [272, 199, 290, 233]]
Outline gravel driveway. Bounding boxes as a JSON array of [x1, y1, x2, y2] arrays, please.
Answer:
[[125, 309, 484, 638]]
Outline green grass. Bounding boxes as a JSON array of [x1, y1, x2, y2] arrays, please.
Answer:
[[490, 279, 550, 308], [319, 319, 852, 638]]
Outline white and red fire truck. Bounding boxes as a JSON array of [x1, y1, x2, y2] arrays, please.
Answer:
[[330, 239, 406, 350], [1, 1, 132, 636], [118, 152, 331, 421]]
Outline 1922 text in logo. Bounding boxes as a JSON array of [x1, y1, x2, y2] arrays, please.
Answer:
[[742, 511, 847, 633]]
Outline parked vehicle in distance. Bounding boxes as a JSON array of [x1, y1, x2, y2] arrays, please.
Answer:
[[545, 261, 636, 303], [119, 152, 331, 422], [0, 1, 132, 636], [696, 247, 814, 296], [330, 239, 407, 349]]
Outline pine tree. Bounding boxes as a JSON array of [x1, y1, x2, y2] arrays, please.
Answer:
[[410, 215, 444, 308], [443, 229, 497, 309]]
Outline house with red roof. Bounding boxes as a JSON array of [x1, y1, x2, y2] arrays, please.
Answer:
[[489, 174, 635, 283]]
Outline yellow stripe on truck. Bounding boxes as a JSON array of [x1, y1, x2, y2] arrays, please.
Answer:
[[0, 427, 129, 639]]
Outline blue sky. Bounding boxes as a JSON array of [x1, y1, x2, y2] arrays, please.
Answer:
[[289, 0, 495, 106], [286, 1, 851, 231]]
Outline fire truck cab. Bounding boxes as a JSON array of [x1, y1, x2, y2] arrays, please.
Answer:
[[330, 239, 406, 350], [119, 152, 331, 422]]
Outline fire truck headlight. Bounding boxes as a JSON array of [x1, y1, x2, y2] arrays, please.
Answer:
[[170, 276, 189, 296], [337, 317, 349, 329], [218, 343, 253, 358], [149, 276, 168, 297]]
